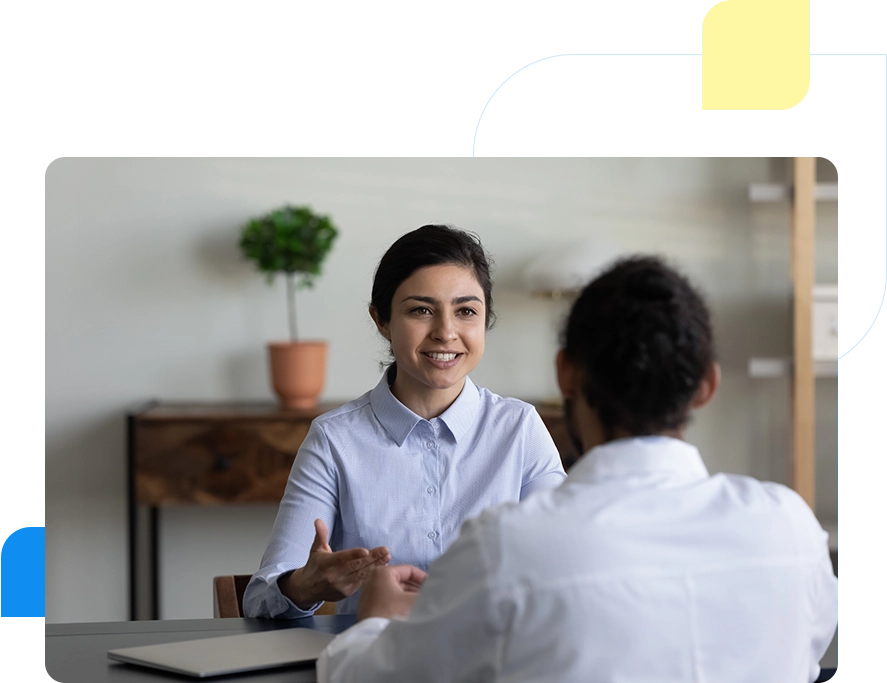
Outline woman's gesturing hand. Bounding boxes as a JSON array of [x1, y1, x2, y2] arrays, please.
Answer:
[[285, 519, 391, 610]]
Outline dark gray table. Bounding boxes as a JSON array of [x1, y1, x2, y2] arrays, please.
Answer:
[[47, 615, 837, 682], [46, 615, 356, 683]]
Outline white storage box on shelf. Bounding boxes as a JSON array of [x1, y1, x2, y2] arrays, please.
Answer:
[[812, 285, 838, 361]]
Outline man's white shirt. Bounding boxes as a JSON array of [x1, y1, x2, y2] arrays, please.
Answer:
[[318, 436, 837, 683]]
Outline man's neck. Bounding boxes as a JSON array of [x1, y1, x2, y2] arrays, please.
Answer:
[[582, 425, 686, 454]]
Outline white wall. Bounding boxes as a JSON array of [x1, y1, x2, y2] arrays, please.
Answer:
[[45, 157, 838, 622]]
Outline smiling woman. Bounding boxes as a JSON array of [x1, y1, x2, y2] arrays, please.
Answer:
[[372, 263, 487, 418], [242, 224, 567, 618]]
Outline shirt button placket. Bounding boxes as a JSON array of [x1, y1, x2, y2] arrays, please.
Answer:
[[423, 431, 440, 549]]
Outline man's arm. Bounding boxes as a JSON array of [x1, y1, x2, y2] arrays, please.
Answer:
[[317, 515, 506, 683]]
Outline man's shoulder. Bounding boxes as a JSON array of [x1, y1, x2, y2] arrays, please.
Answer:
[[715, 472, 812, 511], [710, 472, 826, 547], [467, 483, 561, 539]]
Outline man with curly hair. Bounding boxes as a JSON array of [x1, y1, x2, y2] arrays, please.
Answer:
[[318, 256, 838, 683]]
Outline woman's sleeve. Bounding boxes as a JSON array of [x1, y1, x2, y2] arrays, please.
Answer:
[[242, 420, 339, 618], [518, 406, 567, 500]]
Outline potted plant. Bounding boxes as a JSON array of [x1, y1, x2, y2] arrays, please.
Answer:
[[239, 205, 339, 409]]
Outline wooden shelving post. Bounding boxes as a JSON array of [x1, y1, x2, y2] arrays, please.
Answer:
[[792, 157, 816, 507]]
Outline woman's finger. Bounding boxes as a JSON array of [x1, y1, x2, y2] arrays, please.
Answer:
[[322, 547, 370, 567], [369, 545, 391, 565], [310, 519, 331, 553], [334, 549, 382, 578]]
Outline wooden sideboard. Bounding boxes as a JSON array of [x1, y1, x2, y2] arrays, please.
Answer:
[[127, 400, 577, 620]]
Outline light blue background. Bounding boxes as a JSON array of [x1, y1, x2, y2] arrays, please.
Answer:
[[0, 0, 876, 677]]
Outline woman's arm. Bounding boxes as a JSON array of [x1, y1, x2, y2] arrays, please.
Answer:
[[242, 421, 388, 617], [519, 406, 568, 500]]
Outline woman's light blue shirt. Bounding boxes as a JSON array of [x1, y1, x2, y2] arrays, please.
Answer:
[[243, 374, 566, 617]]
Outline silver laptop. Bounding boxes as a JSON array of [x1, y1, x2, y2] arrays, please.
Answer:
[[107, 628, 336, 678]]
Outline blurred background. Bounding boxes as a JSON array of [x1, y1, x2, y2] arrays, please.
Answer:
[[45, 158, 837, 632]]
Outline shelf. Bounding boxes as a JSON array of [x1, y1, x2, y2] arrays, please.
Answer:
[[748, 182, 838, 202], [748, 357, 837, 378]]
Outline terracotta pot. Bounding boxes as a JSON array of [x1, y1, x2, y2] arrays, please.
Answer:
[[267, 341, 327, 409]]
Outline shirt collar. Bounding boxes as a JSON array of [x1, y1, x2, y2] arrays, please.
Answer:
[[369, 372, 480, 447], [569, 436, 709, 483], [435, 376, 480, 443]]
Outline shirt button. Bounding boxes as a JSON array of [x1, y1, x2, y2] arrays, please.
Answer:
[[427, 531, 437, 540], [425, 441, 434, 449], [427, 486, 435, 494]]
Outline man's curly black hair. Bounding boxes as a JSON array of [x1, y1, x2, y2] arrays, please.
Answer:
[[561, 255, 716, 439]]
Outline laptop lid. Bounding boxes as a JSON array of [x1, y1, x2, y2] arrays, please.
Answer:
[[107, 628, 336, 678]]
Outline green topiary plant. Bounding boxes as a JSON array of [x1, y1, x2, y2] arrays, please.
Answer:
[[239, 205, 339, 341]]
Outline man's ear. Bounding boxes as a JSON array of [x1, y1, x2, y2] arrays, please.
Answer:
[[369, 306, 391, 341], [556, 349, 579, 400], [690, 361, 721, 409]]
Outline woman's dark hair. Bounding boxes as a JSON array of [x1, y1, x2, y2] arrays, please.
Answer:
[[561, 255, 715, 438], [371, 224, 496, 329]]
